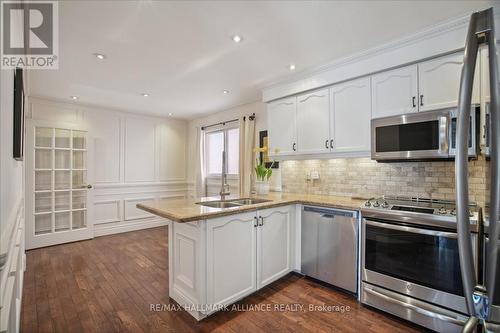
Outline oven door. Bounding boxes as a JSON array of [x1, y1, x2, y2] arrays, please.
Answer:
[[449, 105, 478, 157], [362, 218, 477, 314], [371, 109, 450, 161]]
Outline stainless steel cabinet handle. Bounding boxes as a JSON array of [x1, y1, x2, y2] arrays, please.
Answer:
[[258, 216, 264, 226], [330, 139, 333, 148], [325, 140, 329, 149], [363, 287, 466, 325], [412, 96, 416, 108], [292, 143, 296, 151], [420, 94, 424, 106], [254, 216, 258, 227]]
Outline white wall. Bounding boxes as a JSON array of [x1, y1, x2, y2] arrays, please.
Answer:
[[0, 70, 24, 259], [0, 69, 25, 333], [187, 101, 267, 196], [27, 97, 188, 238]]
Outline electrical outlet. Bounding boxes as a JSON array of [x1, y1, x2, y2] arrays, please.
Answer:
[[310, 170, 320, 180]]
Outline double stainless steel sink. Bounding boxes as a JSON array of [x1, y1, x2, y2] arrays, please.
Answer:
[[196, 198, 271, 209]]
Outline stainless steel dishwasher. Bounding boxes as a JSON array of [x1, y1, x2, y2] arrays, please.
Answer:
[[301, 206, 358, 293]]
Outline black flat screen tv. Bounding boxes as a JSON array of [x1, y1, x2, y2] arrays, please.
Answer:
[[13, 67, 24, 161]]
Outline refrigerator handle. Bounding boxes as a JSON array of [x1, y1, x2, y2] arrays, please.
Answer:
[[486, 7, 500, 317], [456, 7, 500, 326], [455, 7, 480, 316]]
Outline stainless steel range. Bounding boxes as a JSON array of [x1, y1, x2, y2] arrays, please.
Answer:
[[360, 196, 479, 333]]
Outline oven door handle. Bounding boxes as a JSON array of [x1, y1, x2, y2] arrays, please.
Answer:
[[365, 219, 457, 238], [363, 287, 466, 326]]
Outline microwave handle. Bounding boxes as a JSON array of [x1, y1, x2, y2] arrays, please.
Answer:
[[439, 115, 450, 154], [365, 219, 457, 239]]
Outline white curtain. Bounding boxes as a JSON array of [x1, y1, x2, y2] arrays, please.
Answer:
[[239, 115, 256, 197], [194, 126, 206, 197]]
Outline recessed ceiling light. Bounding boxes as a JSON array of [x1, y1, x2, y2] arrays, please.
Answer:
[[70, 96, 78, 100], [141, 93, 149, 97], [232, 35, 242, 43], [168, 112, 173, 116], [289, 64, 296, 71], [93, 53, 106, 60], [223, 90, 229, 94]]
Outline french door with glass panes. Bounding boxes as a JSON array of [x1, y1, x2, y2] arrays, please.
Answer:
[[26, 121, 93, 249]]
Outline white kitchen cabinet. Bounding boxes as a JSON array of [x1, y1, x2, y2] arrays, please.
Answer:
[[169, 205, 295, 320], [296, 88, 331, 154], [330, 77, 372, 153], [418, 52, 480, 112], [371, 65, 418, 118], [257, 206, 292, 289], [206, 211, 257, 307], [267, 97, 297, 155]]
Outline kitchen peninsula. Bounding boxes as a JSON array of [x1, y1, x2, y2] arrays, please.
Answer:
[[137, 193, 364, 320]]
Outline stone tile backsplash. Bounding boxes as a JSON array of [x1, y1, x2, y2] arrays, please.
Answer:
[[281, 157, 489, 207]]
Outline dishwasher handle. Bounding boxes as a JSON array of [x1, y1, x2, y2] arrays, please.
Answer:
[[303, 206, 358, 219]]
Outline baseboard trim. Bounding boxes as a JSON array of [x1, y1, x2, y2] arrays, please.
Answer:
[[94, 218, 169, 237]]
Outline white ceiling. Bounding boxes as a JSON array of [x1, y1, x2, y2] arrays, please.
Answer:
[[29, 0, 494, 119]]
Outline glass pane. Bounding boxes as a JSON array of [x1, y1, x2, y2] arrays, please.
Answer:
[[35, 192, 52, 213], [206, 131, 224, 174], [35, 171, 52, 191], [55, 129, 71, 148], [72, 170, 87, 189], [35, 149, 52, 169], [55, 150, 70, 169], [54, 191, 70, 211], [72, 210, 86, 229], [35, 127, 53, 147], [73, 130, 86, 149], [365, 224, 463, 296], [35, 213, 52, 235], [54, 171, 71, 190], [72, 190, 86, 209], [73, 151, 86, 169], [55, 212, 70, 232], [375, 121, 439, 152], [227, 128, 239, 174]]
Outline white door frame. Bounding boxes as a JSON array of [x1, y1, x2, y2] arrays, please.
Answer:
[[25, 119, 94, 249]]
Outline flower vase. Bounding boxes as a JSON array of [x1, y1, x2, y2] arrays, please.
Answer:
[[255, 180, 270, 195]]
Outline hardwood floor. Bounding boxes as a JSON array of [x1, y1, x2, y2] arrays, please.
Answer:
[[21, 227, 425, 333]]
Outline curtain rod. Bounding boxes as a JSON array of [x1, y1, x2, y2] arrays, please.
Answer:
[[201, 113, 255, 131]]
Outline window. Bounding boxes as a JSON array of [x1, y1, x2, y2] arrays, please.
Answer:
[[205, 127, 239, 175]]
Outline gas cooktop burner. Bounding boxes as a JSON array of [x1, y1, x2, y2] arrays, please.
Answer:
[[361, 196, 478, 224]]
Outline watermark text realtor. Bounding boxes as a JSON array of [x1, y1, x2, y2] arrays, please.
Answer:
[[1, 0, 59, 69]]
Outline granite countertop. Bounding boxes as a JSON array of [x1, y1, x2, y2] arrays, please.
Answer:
[[137, 192, 367, 223]]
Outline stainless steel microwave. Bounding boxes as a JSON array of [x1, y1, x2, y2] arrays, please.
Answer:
[[371, 106, 479, 161]]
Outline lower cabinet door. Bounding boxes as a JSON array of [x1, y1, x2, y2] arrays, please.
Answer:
[[206, 212, 257, 307], [257, 206, 291, 289]]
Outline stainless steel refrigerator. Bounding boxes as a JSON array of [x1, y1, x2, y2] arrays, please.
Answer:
[[455, 6, 500, 332]]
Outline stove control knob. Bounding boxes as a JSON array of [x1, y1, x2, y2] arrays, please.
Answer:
[[372, 201, 380, 208], [469, 210, 474, 217], [364, 201, 372, 207], [451, 209, 456, 216], [438, 207, 447, 215], [381, 201, 389, 209]]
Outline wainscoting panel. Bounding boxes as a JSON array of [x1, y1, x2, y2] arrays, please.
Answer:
[[94, 200, 121, 224], [124, 197, 156, 221], [28, 97, 189, 238]]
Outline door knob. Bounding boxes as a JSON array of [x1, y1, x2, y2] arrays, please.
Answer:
[[86, 184, 93, 189]]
